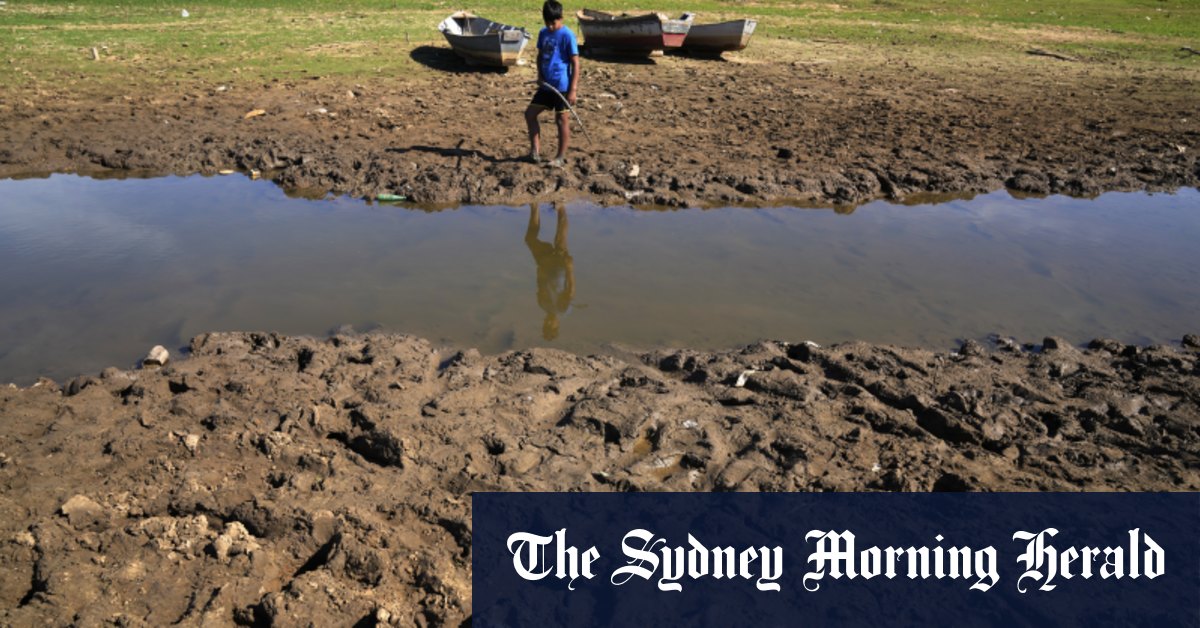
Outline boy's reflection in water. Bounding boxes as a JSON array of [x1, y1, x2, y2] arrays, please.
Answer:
[[525, 202, 575, 340]]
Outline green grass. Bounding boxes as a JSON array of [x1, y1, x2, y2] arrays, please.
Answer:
[[0, 1, 1197, 89]]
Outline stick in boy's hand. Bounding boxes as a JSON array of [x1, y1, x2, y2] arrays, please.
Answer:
[[533, 80, 593, 146]]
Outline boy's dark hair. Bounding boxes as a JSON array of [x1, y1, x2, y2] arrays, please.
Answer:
[[542, 0, 563, 23]]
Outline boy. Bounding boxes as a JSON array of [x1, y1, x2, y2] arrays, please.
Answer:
[[525, 0, 580, 168]]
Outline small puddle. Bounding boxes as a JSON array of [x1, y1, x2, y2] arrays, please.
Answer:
[[1, 174, 1198, 384]]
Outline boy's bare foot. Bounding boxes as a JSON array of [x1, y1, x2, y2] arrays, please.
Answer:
[[526, 152, 542, 164], [547, 157, 566, 168]]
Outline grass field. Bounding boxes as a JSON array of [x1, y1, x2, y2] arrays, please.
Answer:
[[0, 1, 1197, 89]]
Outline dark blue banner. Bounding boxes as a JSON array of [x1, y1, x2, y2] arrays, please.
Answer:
[[472, 493, 1199, 627]]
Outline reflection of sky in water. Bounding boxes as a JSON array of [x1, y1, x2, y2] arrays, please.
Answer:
[[0, 174, 1197, 383]]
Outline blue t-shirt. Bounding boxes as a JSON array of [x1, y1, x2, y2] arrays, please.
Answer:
[[537, 26, 578, 93]]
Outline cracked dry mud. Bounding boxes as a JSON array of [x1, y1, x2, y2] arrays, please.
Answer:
[[0, 331, 1197, 625]]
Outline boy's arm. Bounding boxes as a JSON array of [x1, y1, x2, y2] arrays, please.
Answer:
[[567, 54, 580, 104], [535, 43, 544, 85]]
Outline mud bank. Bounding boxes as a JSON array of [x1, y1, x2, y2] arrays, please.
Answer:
[[1, 48, 1197, 207], [0, 331, 1198, 625]]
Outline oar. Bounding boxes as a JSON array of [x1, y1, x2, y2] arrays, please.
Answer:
[[533, 81, 593, 146]]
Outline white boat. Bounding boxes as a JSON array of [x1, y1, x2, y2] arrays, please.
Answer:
[[438, 11, 530, 67], [681, 19, 757, 54]]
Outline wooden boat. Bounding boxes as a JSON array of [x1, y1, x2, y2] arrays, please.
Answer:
[[682, 19, 757, 53], [438, 11, 530, 67], [576, 9, 694, 54]]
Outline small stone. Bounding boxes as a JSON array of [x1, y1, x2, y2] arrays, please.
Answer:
[[212, 522, 260, 561], [1048, 360, 1078, 378], [14, 531, 35, 547], [506, 450, 541, 476], [1042, 336, 1070, 351], [992, 336, 1021, 352], [100, 367, 131, 381], [1087, 338, 1124, 354], [143, 345, 169, 367], [250, 169, 261, 180], [182, 433, 200, 454], [627, 164, 640, 177], [1110, 395, 1146, 419], [959, 339, 986, 357], [375, 608, 392, 624], [61, 495, 105, 529], [65, 376, 97, 396], [310, 510, 337, 545], [1183, 334, 1200, 350]]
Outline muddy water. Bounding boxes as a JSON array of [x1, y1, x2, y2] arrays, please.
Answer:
[[1, 174, 1197, 383]]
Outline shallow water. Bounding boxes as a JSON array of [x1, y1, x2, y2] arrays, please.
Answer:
[[1, 174, 1198, 383]]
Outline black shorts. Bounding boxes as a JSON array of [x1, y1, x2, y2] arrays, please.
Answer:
[[530, 87, 569, 113]]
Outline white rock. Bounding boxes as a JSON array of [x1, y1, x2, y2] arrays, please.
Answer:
[[182, 433, 200, 454], [212, 522, 260, 561], [143, 345, 169, 367], [181, 9, 189, 17], [734, 369, 757, 388], [60, 495, 105, 527], [627, 164, 640, 177]]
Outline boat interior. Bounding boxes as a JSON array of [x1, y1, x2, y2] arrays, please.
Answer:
[[441, 12, 525, 38]]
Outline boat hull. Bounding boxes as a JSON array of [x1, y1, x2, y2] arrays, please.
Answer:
[[577, 10, 693, 54], [682, 19, 757, 53], [438, 12, 530, 67]]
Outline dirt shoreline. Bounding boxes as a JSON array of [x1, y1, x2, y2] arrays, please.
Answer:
[[2, 42, 1198, 207], [0, 330, 1197, 625]]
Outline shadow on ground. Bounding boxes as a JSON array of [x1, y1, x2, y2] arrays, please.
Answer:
[[409, 45, 512, 74]]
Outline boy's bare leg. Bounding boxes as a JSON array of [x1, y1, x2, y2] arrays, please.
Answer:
[[525, 203, 541, 246], [553, 203, 568, 251], [555, 111, 571, 160], [525, 106, 542, 157]]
